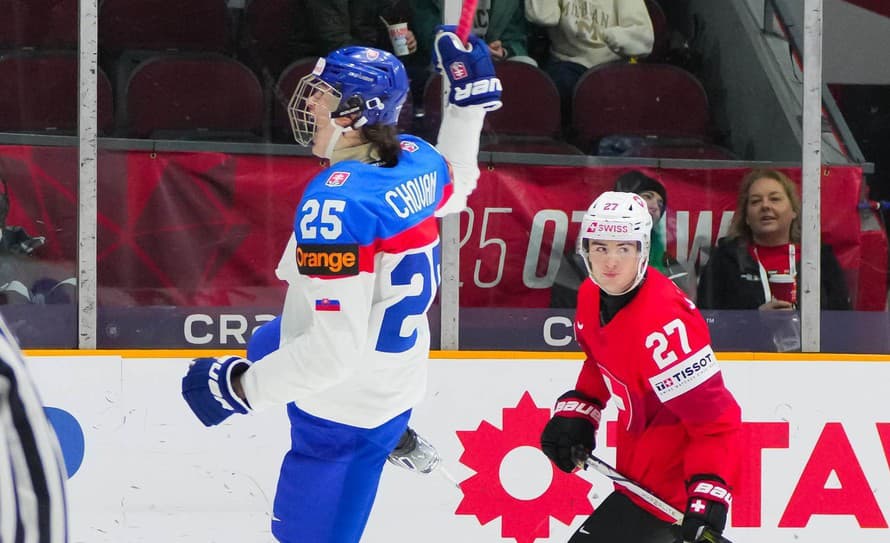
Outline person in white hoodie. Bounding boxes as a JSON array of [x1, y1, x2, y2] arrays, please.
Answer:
[[526, 0, 654, 123]]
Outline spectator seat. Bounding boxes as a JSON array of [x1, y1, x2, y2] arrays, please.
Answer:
[[571, 62, 711, 154], [0, 0, 77, 49], [644, 0, 671, 62], [99, 0, 230, 55], [0, 51, 113, 134], [423, 61, 581, 154], [124, 54, 263, 140], [244, 0, 302, 77]]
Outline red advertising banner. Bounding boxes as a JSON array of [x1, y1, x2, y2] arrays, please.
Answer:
[[1, 145, 883, 311], [461, 164, 873, 308]]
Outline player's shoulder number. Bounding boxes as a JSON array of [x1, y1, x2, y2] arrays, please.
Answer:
[[644, 317, 692, 370], [299, 198, 346, 241]]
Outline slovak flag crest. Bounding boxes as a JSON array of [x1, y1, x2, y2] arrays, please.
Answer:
[[449, 61, 468, 80], [326, 171, 350, 187], [315, 298, 341, 311]]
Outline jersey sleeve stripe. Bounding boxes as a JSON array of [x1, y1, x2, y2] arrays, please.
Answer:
[[300, 215, 440, 279]]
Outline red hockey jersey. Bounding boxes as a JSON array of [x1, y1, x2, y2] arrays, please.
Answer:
[[573, 270, 741, 520]]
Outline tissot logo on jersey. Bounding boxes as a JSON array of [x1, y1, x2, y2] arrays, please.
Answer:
[[296, 244, 359, 276], [648, 346, 720, 402], [325, 171, 350, 187], [385, 171, 437, 218]]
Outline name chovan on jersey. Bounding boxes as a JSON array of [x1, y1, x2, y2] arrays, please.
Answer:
[[296, 243, 359, 276], [385, 170, 437, 219]]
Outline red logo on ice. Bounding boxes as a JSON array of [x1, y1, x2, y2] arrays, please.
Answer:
[[325, 171, 350, 187], [449, 61, 468, 80], [315, 298, 341, 311], [456, 392, 593, 543]]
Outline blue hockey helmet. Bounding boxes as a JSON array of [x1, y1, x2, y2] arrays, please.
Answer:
[[288, 46, 409, 145]]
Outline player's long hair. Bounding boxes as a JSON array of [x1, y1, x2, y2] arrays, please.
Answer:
[[728, 168, 802, 244], [362, 124, 401, 167]]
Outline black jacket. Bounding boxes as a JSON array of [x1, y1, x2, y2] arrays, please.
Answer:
[[696, 237, 851, 310]]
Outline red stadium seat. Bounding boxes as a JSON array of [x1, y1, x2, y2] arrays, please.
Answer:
[[244, 0, 303, 77], [571, 62, 711, 154], [124, 54, 263, 140], [0, 0, 77, 49], [644, 0, 671, 62], [99, 0, 230, 55], [0, 51, 113, 134], [487, 61, 561, 138], [423, 62, 581, 154]]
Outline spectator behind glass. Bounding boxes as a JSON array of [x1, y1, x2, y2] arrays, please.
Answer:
[[697, 169, 851, 311], [301, 0, 418, 57], [411, 1, 532, 111], [613, 171, 695, 298], [550, 170, 691, 308], [413, 0, 533, 64], [525, 0, 654, 124]]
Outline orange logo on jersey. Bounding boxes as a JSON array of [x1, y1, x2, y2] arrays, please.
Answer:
[[296, 244, 358, 276]]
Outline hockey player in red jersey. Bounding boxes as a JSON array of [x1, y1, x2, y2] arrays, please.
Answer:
[[540, 191, 741, 543]]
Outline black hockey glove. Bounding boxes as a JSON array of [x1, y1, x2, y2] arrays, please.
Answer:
[[540, 390, 602, 473], [681, 475, 731, 542]]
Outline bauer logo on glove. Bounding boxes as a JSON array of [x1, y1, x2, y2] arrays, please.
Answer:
[[434, 25, 502, 111]]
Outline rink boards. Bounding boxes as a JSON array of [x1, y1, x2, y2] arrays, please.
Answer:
[[24, 352, 890, 543]]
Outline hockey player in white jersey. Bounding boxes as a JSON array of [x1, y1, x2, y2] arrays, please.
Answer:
[[181, 26, 501, 543]]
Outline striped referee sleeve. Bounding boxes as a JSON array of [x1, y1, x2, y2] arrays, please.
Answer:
[[0, 317, 68, 543]]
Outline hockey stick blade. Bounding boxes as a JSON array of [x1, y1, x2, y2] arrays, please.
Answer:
[[584, 454, 735, 543]]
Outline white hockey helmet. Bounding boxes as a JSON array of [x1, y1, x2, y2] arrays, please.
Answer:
[[577, 191, 653, 294]]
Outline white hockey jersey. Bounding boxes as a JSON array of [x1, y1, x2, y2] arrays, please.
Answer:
[[240, 135, 451, 428]]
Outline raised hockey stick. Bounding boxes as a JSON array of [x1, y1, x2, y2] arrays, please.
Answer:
[[583, 454, 735, 543], [455, 0, 478, 44]]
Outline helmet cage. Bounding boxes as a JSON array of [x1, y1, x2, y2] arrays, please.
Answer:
[[287, 48, 407, 146], [288, 73, 341, 146]]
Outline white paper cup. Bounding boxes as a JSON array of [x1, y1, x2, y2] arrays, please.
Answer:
[[387, 22, 410, 56]]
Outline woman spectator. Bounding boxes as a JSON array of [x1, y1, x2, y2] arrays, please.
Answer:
[[697, 168, 851, 311]]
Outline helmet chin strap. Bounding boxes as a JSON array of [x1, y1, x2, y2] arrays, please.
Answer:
[[320, 120, 349, 159], [319, 114, 365, 159]]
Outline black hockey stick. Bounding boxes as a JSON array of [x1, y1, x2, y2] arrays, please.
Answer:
[[583, 454, 734, 543]]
